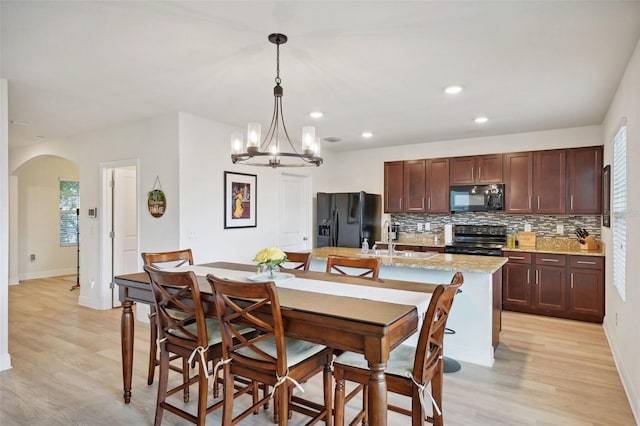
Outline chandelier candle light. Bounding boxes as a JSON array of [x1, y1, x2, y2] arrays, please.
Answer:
[[231, 33, 323, 168]]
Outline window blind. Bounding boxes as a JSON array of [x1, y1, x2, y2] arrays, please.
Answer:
[[612, 124, 626, 301]]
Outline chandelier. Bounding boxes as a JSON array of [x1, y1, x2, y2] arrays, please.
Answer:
[[230, 33, 323, 168]]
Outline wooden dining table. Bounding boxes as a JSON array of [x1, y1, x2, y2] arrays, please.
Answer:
[[115, 261, 437, 425]]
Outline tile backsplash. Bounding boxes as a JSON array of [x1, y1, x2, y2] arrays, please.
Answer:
[[390, 212, 602, 240]]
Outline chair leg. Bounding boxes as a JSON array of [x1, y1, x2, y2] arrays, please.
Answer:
[[221, 364, 235, 425], [154, 344, 169, 426], [431, 364, 444, 426], [334, 368, 345, 426], [147, 311, 158, 385], [362, 384, 368, 426], [182, 357, 190, 403], [196, 360, 208, 426], [411, 391, 424, 426], [277, 385, 289, 426]]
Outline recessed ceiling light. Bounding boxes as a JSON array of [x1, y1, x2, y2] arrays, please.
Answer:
[[444, 85, 463, 95], [474, 116, 489, 124], [309, 111, 324, 118], [362, 131, 373, 138]]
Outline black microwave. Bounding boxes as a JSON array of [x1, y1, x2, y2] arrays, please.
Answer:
[[450, 184, 504, 212]]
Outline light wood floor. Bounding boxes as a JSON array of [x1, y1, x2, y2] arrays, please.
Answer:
[[0, 276, 636, 425]]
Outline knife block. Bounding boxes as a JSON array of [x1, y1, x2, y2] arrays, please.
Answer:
[[580, 236, 599, 251]]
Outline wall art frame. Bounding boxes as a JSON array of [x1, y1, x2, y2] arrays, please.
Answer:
[[224, 171, 257, 229]]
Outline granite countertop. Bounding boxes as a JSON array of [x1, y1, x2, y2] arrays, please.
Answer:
[[312, 247, 507, 274], [376, 235, 605, 257]]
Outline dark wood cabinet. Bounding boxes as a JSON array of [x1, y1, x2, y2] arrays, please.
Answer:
[[450, 154, 503, 184], [503, 251, 604, 323], [425, 158, 449, 212], [568, 256, 604, 321], [384, 161, 404, 213], [567, 146, 603, 214], [534, 254, 566, 313], [403, 160, 426, 213], [533, 149, 566, 213], [502, 252, 532, 307], [503, 152, 533, 213]]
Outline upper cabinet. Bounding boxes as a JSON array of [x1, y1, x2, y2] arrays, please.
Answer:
[[384, 161, 404, 213], [504, 152, 533, 213], [533, 149, 566, 214], [567, 146, 602, 214], [450, 154, 503, 184], [403, 160, 427, 213], [425, 158, 450, 213]]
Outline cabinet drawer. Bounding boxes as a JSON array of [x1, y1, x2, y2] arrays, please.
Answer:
[[535, 253, 566, 267], [570, 256, 604, 270], [503, 251, 532, 264]]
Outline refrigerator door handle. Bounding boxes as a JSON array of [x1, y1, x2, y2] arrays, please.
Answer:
[[333, 210, 339, 246]]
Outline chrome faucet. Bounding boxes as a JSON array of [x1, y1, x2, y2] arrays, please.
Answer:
[[383, 220, 395, 256]]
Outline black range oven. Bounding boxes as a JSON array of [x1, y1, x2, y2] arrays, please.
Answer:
[[444, 225, 507, 257]]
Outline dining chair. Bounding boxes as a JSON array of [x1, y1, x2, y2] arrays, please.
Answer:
[[144, 265, 254, 426], [325, 255, 381, 279], [141, 249, 194, 395], [282, 251, 311, 271], [333, 272, 464, 426], [207, 274, 334, 426]]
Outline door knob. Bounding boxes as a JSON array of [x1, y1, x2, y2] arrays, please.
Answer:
[[303, 237, 308, 241]]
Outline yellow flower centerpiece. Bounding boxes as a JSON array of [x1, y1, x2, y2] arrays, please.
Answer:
[[254, 247, 288, 278]]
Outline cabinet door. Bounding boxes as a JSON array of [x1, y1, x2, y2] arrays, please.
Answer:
[[449, 156, 476, 184], [568, 146, 602, 214], [476, 154, 503, 183], [504, 152, 533, 213], [426, 158, 449, 212], [534, 149, 566, 213], [384, 161, 404, 213], [534, 265, 566, 312], [403, 160, 426, 213], [568, 268, 604, 319], [503, 263, 532, 307]]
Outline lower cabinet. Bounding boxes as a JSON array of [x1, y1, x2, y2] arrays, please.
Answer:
[[503, 251, 604, 322]]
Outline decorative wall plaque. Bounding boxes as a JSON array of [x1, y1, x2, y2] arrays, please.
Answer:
[[148, 176, 166, 218]]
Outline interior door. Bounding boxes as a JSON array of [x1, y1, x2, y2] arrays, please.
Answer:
[[279, 173, 311, 251], [112, 166, 138, 307]]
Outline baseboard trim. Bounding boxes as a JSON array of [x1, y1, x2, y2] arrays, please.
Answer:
[[19, 268, 77, 281], [0, 352, 12, 372], [603, 320, 639, 424]]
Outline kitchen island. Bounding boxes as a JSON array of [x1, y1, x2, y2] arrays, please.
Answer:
[[311, 247, 507, 367]]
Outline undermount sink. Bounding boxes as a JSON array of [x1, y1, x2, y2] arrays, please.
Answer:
[[364, 250, 438, 259]]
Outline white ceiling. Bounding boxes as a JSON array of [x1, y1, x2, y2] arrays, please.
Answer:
[[2, 1, 640, 152]]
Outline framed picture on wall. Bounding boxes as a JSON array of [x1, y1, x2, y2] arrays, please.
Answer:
[[224, 171, 257, 229], [602, 164, 610, 227]]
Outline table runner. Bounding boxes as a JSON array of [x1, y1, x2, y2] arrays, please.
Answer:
[[171, 264, 432, 346]]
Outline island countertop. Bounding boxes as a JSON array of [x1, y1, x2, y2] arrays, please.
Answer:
[[312, 247, 507, 274]]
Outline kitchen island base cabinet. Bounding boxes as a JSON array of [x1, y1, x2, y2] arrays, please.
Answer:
[[311, 255, 504, 367], [502, 251, 604, 323]]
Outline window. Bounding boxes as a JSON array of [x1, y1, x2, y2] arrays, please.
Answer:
[[612, 123, 626, 300], [59, 180, 79, 246]]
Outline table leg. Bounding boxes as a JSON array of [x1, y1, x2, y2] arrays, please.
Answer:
[[121, 300, 134, 403], [367, 362, 387, 426]]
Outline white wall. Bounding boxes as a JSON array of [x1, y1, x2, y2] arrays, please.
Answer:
[[1, 78, 12, 371], [601, 39, 640, 422], [14, 155, 79, 280], [9, 113, 181, 310], [177, 112, 331, 264]]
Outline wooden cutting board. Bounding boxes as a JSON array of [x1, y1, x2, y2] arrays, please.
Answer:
[[517, 231, 537, 248]]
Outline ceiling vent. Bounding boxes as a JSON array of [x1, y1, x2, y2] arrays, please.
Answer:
[[323, 137, 342, 143]]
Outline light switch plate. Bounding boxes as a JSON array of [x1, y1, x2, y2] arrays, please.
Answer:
[[424, 222, 431, 231], [417, 223, 423, 231], [524, 223, 532, 232], [556, 224, 564, 234]]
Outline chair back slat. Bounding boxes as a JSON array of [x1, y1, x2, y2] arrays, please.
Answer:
[[283, 251, 311, 271], [207, 275, 287, 376], [413, 272, 463, 382], [144, 265, 208, 348], [141, 249, 194, 269], [325, 255, 381, 279]]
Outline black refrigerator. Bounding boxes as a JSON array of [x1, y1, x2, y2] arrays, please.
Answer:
[[316, 192, 381, 248]]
